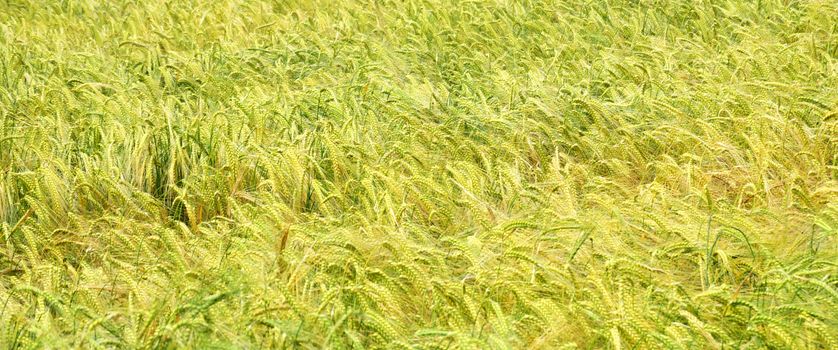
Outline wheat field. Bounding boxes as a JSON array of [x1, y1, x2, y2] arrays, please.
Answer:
[[0, 0, 836, 349]]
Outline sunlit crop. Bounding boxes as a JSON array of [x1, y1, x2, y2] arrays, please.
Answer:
[[0, 0, 836, 348]]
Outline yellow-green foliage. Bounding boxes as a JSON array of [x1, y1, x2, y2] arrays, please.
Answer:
[[1, 0, 837, 349]]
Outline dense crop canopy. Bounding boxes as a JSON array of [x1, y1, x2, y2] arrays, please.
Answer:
[[0, 0, 836, 348]]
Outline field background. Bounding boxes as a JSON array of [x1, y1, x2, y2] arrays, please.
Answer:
[[1, 0, 837, 348]]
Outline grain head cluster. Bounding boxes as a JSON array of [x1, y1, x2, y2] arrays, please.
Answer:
[[0, 0, 836, 349]]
